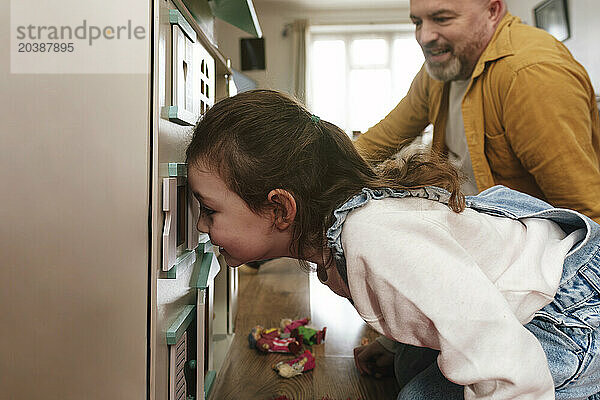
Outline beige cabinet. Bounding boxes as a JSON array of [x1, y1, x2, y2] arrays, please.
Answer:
[[0, 0, 241, 399]]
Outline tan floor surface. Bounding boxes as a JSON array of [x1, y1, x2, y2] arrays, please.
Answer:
[[208, 258, 398, 400]]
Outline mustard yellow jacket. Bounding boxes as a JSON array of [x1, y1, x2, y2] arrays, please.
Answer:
[[356, 13, 600, 223]]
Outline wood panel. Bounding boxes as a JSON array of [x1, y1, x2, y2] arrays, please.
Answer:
[[209, 258, 398, 400]]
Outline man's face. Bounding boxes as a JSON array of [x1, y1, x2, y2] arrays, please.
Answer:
[[410, 0, 495, 81]]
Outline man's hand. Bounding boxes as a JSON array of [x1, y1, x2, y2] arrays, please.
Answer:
[[353, 341, 395, 379]]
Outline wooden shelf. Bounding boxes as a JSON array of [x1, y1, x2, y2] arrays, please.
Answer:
[[208, 0, 262, 38]]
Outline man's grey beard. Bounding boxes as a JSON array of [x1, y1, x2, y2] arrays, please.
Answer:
[[423, 26, 487, 82], [425, 55, 463, 82]]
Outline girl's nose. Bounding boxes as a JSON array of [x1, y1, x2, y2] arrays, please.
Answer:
[[196, 217, 209, 234]]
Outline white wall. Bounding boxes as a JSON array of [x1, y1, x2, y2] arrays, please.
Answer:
[[215, 3, 411, 94], [217, 1, 600, 96], [505, 0, 600, 93]]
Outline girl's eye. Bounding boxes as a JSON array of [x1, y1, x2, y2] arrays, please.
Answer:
[[200, 205, 215, 216]]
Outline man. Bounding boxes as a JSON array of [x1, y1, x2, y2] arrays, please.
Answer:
[[353, 0, 600, 397], [355, 0, 600, 222]]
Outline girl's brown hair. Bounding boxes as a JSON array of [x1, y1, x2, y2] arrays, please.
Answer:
[[186, 89, 464, 262]]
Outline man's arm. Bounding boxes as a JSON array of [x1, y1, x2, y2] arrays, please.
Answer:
[[355, 65, 431, 163], [503, 62, 600, 223]]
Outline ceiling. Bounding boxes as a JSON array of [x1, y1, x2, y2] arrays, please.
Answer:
[[254, 0, 410, 11]]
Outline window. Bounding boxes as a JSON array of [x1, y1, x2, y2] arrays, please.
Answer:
[[308, 25, 424, 136]]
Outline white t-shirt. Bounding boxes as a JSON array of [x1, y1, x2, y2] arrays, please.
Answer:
[[446, 79, 478, 195]]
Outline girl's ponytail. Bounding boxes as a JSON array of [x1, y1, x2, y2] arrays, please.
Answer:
[[375, 151, 466, 213]]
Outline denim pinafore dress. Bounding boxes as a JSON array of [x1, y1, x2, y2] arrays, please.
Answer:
[[326, 185, 600, 399]]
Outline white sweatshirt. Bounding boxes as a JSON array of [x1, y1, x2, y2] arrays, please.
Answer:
[[323, 196, 584, 400]]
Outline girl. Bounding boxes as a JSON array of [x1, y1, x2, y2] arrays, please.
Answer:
[[185, 89, 600, 400]]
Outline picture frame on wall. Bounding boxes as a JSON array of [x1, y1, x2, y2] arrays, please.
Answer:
[[534, 0, 571, 41]]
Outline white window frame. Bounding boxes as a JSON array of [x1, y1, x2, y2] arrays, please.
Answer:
[[307, 24, 422, 135]]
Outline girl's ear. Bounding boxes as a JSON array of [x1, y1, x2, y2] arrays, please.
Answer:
[[267, 189, 297, 230]]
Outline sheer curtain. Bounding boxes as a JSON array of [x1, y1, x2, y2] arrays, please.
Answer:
[[291, 19, 308, 104]]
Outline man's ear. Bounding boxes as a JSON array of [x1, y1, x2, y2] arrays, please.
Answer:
[[267, 189, 297, 230], [488, 0, 506, 26]]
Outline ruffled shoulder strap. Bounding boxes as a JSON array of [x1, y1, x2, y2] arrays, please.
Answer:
[[325, 187, 452, 286]]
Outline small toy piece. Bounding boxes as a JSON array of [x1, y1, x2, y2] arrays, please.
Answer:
[[248, 325, 264, 349], [273, 350, 315, 378], [249, 318, 326, 356], [248, 325, 302, 354], [292, 326, 327, 345], [280, 317, 310, 333], [257, 329, 302, 354]]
